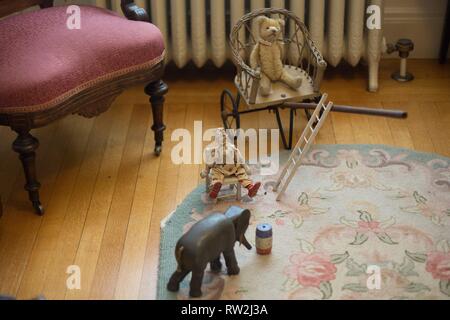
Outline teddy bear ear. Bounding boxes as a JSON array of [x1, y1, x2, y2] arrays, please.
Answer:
[[278, 19, 286, 27], [256, 15, 270, 27]]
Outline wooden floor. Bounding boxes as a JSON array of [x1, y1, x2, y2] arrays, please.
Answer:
[[0, 60, 449, 299]]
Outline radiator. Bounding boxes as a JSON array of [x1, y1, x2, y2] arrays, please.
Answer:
[[103, 0, 385, 92]]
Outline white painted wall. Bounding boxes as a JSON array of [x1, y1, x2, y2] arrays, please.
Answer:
[[383, 0, 447, 58]]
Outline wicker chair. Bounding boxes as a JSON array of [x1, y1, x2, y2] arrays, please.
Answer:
[[221, 8, 327, 149]]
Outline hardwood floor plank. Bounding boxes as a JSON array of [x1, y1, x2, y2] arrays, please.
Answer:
[[0, 124, 57, 265], [0, 120, 69, 296], [400, 101, 436, 153], [88, 104, 151, 299], [429, 101, 450, 157], [40, 111, 115, 299], [330, 110, 355, 145], [175, 103, 204, 205], [64, 104, 133, 300], [113, 105, 163, 300], [383, 101, 415, 149], [16, 116, 96, 299], [365, 102, 396, 146], [0, 128, 21, 205], [138, 103, 187, 299]]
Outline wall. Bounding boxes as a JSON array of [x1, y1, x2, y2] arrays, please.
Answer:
[[383, 0, 447, 58]]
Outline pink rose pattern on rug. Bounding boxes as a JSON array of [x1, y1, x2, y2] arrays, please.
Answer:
[[285, 253, 337, 287], [174, 147, 450, 300]]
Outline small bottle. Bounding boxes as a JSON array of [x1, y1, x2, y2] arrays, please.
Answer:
[[255, 223, 272, 255]]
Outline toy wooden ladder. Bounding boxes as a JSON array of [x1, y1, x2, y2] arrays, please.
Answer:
[[274, 94, 333, 200]]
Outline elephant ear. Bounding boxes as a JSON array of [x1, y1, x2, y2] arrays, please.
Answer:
[[235, 209, 251, 238], [225, 206, 251, 238]]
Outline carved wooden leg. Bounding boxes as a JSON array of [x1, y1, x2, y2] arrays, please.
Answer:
[[12, 131, 44, 215], [145, 80, 168, 156]]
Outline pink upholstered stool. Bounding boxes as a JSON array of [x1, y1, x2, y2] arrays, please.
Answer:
[[0, 1, 168, 215]]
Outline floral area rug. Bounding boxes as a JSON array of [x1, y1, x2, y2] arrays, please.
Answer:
[[158, 145, 450, 300]]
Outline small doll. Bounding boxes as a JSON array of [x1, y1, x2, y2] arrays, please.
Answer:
[[201, 128, 261, 199]]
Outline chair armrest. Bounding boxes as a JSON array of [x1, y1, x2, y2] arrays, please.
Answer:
[[306, 38, 327, 69], [304, 36, 327, 92], [121, 0, 149, 22], [229, 17, 261, 81], [231, 50, 261, 80]]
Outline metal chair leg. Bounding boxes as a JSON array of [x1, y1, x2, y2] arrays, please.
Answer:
[[274, 108, 289, 150], [288, 108, 295, 149]]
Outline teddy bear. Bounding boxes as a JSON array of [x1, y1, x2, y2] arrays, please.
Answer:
[[200, 128, 261, 199], [250, 16, 302, 96]]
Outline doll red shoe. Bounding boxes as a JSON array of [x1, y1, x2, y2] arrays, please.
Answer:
[[246, 182, 261, 198], [209, 182, 222, 199]]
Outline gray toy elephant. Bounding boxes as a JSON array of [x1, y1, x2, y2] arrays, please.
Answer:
[[167, 206, 252, 297]]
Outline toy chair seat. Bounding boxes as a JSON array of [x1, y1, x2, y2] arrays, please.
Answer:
[[235, 65, 317, 108]]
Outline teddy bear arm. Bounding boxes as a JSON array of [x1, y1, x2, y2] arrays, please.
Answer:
[[277, 41, 285, 60]]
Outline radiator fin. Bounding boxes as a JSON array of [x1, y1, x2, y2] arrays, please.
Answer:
[[170, 0, 189, 67], [103, 0, 384, 91], [191, 0, 208, 67], [309, 0, 325, 53], [346, 0, 365, 66], [288, 0, 305, 67], [271, 0, 285, 9], [327, 0, 345, 66], [230, 0, 246, 60], [211, 0, 227, 67], [151, 0, 171, 62]]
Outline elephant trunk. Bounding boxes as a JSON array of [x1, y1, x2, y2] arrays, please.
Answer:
[[239, 234, 252, 250]]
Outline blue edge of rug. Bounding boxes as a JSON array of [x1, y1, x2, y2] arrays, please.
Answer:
[[157, 144, 450, 300]]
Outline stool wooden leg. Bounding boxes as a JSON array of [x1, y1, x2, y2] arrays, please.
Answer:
[[12, 131, 44, 215], [145, 79, 168, 156], [237, 183, 241, 201]]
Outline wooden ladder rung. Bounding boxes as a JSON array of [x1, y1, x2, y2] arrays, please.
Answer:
[[285, 167, 291, 177], [275, 94, 333, 200]]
